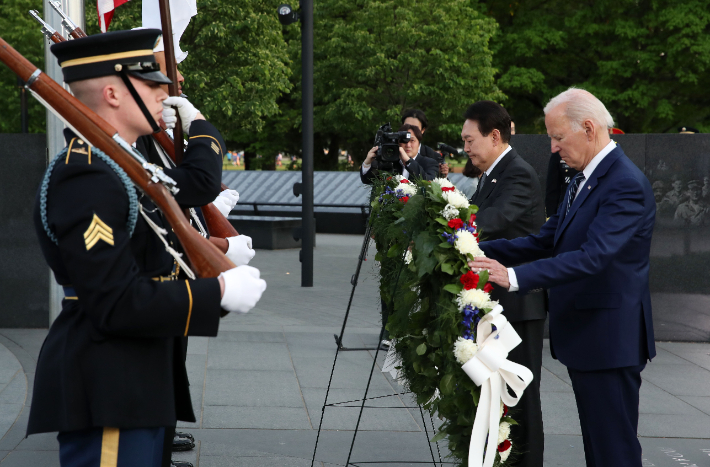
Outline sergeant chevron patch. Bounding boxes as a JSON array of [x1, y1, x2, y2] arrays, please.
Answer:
[[84, 213, 114, 250], [211, 142, 220, 154]]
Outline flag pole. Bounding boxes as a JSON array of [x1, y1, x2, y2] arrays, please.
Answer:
[[157, 0, 184, 165]]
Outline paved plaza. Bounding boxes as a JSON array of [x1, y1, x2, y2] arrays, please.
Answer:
[[0, 234, 708, 466]]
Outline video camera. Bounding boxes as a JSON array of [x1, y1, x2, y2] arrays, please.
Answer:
[[373, 123, 411, 169]]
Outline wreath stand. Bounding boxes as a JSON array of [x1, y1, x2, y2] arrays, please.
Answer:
[[310, 223, 453, 466]]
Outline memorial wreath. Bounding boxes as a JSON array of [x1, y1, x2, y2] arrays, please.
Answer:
[[370, 175, 533, 467]]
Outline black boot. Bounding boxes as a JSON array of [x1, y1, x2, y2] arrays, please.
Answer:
[[171, 434, 195, 452]]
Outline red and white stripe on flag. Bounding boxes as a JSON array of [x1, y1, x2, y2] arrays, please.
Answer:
[[97, 0, 131, 32]]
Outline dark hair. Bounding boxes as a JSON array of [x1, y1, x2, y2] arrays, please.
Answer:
[[462, 158, 482, 178], [463, 101, 511, 143], [398, 123, 423, 143], [401, 108, 428, 130]]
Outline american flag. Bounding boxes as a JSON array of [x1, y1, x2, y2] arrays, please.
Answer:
[[97, 0, 131, 33]]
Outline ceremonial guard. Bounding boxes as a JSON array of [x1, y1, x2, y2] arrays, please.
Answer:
[[133, 37, 253, 467], [26, 29, 266, 467]]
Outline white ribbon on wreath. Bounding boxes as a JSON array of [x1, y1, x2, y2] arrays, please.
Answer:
[[460, 304, 533, 467]]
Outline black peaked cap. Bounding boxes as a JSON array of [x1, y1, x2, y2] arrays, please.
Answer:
[[51, 29, 172, 84]]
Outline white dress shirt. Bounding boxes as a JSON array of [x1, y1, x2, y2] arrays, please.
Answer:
[[507, 140, 617, 292], [362, 145, 421, 179]]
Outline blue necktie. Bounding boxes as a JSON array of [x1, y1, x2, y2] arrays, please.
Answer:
[[565, 173, 586, 216]]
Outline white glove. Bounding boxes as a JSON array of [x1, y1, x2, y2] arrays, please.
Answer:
[[163, 96, 200, 133], [219, 265, 266, 314], [226, 235, 255, 266], [212, 189, 239, 217]]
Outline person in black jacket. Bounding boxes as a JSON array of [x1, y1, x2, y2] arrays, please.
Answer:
[[464, 101, 547, 467], [28, 29, 266, 467], [401, 108, 447, 173], [361, 123, 439, 183]]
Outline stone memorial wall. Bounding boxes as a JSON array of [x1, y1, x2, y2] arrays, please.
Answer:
[[0, 134, 49, 327], [512, 134, 710, 342]]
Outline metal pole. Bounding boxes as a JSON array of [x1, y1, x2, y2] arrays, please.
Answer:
[[18, 77, 28, 133], [301, 0, 314, 287], [44, 0, 85, 325]]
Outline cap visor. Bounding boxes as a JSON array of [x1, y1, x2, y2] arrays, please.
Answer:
[[127, 70, 172, 84]]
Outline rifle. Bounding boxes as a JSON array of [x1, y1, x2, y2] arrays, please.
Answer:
[[29, 4, 239, 240], [29, 10, 65, 44], [0, 37, 235, 280], [47, 0, 87, 39], [157, 0, 185, 165], [152, 130, 240, 238]]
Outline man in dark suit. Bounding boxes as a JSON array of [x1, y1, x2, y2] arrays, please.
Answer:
[[463, 101, 547, 467], [360, 123, 439, 183], [472, 88, 656, 467]]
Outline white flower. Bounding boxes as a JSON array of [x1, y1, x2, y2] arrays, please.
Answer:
[[434, 177, 454, 188], [441, 204, 460, 221], [395, 182, 417, 197], [453, 337, 479, 365], [454, 230, 484, 258], [456, 288, 496, 310], [442, 190, 470, 209], [404, 250, 413, 264], [498, 421, 511, 444], [499, 440, 512, 462]]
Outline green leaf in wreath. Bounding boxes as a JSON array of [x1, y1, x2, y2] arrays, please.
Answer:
[[440, 374, 456, 396], [440, 262, 456, 275], [387, 244, 401, 258], [438, 241, 453, 249], [443, 283, 463, 294], [416, 343, 427, 355], [430, 430, 447, 443], [477, 269, 489, 287], [435, 217, 448, 226]]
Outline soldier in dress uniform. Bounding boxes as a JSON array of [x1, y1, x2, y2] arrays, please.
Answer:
[[27, 29, 267, 467], [134, 39, 254, 467]]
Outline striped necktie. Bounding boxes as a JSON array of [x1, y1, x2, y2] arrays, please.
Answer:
[[565, 173, 586, 215]]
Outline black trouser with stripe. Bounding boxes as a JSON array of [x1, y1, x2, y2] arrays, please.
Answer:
[[58, 427, 165, 467]]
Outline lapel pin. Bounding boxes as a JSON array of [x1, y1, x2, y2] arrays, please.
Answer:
[[492, 179, 497, 183], [587, 186, 591, 189]]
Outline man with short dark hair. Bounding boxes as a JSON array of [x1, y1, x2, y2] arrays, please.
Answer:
[[463, 100, 547, 467]]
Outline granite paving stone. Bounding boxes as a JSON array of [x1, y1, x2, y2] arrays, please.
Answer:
[[204, 369, 305, 407], [207, 341, 294, 371], [639, 412, 710, 438], [201, 406, 312, 429], [641, 363, 710, 397], [677, 395, 710, 416]]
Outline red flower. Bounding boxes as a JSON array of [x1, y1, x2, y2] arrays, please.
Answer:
[[448, 218, 464, 230], [441, 186, 455, 192], [401, 196, 410, 203], [473, 232, 479, 238], [386, 176, 393, 181], [498, 439, 511, 452], [400, 179, 410, 184], [483, 283, 494, 293], [469, 213, 477, 224], [502, 404, 509, 417], [460, 271, 479, 290]]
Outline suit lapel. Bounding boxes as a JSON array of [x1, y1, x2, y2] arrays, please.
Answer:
[[473, 149, 516, 206], [554, 147, 624, 244]]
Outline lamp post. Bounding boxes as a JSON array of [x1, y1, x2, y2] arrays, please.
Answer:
[[279, 2, 314, 287]]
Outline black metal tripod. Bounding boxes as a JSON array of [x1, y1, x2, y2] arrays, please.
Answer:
[[310, 222, 449, 467]]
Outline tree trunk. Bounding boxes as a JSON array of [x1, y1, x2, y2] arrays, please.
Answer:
[[244, 151, 257, 170]]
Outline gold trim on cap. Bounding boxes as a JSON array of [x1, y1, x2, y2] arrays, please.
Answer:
[[61, 49, 154, 68]]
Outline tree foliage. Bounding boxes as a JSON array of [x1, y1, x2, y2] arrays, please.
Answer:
[[482, 0, 710, 134], [0, 0, 46, 133], [84, 0, 292, 141], [308, 0, 503, 168]]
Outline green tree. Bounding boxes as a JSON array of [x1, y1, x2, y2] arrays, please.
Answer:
[[307, 0, 503, 168], [0, 0, 46, 133], [482, 0, 710, 133], [85, 0, 292, 143]]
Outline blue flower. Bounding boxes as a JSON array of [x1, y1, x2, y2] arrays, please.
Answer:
[[441, 232, 458, 245]]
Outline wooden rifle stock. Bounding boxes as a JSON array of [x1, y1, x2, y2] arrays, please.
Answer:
[[152, 130, 239, 238], [0, 37, 235, 278]]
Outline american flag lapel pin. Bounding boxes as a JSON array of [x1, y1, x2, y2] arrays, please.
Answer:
[[492, 179, 497, 183]]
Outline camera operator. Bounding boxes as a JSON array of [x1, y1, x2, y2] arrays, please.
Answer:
[[402, 108, 447, 175], [361, 124, 439, 183]]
